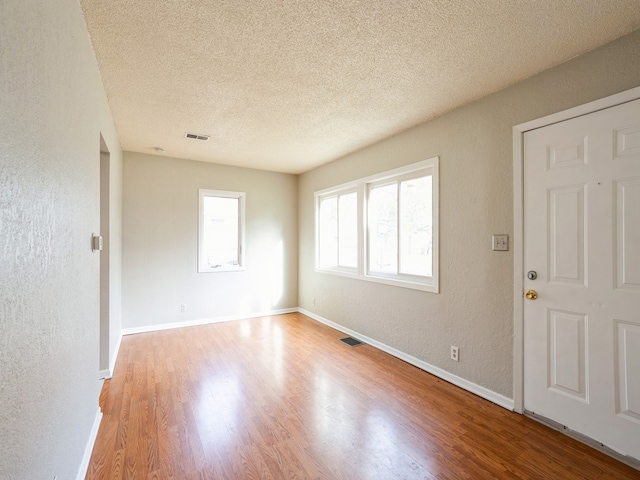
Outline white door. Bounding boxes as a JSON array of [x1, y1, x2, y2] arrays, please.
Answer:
[[524, 99, 640, 460]]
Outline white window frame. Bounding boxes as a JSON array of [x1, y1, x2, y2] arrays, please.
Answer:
[[315, 184, 360, 276], [198, 189, 246, 273], [315, 157, 439, 292]]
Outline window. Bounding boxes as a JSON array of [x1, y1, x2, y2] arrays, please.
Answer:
[[317, 188, 358, 270], [198, 189, 245, 272], [368, 172, 433, 278], [315, 157, 438, 292]]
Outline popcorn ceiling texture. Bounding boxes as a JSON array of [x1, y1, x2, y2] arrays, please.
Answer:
[[80, 0, 640, 173]]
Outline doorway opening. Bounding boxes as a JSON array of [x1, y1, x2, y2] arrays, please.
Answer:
[[99, 134, 110, 379]]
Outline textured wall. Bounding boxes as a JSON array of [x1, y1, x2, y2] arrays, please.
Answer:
[[122, 152, 298, 329], [298, 29, 640, 399], [0, 0, 122, 478]]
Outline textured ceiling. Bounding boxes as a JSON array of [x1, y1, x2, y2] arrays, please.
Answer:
[[81, 1, 640, 174]]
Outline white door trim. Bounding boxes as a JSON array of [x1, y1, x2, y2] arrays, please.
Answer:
[[512, 86, 640, 413]]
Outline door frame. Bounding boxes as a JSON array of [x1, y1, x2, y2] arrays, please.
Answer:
[[511, 86, 640, 414]]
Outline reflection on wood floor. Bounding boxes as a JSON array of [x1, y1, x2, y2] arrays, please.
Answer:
[[87, 313, 638, 479]]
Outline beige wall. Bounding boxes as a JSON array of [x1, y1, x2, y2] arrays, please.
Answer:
[[122, 152, 298, 330], [298, 29, 640, 399], [0, 0, 123, 478]]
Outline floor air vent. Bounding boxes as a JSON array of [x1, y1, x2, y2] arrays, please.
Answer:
[[339, 336, 364, 347]]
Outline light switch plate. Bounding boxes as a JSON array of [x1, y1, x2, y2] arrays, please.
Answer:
[[492, 234, 509, 251]]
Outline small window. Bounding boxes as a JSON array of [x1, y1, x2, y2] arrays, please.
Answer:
[[198, 189, 245, 272], [315, 157, 438, 292], [317, 188, 358, 271]]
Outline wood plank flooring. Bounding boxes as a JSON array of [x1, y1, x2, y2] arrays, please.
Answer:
[[87, 313, 639, 479]]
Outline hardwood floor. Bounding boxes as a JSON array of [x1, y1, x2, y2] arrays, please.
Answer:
[[87, 313, 638, 479]]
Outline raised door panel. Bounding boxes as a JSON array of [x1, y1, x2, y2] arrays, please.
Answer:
[[614, 178, 640, 291], [548, 185, 586, 285], [614, 124, 640, 159], [548, 137, 588, 169], [616, 320, 640, 424], [548, 309, 588, 402]]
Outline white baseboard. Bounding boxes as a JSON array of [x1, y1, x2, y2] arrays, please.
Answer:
[[98, 369, 111, 380], [298, 308, 514, 411], [121, 308, 298, 336], [76, 407, 102, 480]]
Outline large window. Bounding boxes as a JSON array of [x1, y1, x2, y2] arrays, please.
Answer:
[[315, 158, 438, 292], [198, 189, 245, 272]]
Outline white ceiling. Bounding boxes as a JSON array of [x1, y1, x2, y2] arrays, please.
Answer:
[[81, 1, 640, 174]]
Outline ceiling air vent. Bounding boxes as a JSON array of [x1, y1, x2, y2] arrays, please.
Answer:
[[185, 133, 210, 141]]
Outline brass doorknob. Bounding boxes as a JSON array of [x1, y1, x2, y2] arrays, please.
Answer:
[[525, 289, 538, 300]]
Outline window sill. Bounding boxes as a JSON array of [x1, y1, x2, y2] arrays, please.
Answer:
[[198, 266, 245, 273], [316, 267, 438, 293]]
